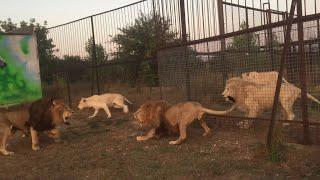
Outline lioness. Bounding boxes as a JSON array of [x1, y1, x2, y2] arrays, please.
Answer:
[[78, 93, 132, 119], [133, 100, 235, 145], [0, 104, 30, 156], [241, 71, 320, 104], [241, 71, 289, 84], [29, 98, 73, 151], [222, 77, 320, 128]]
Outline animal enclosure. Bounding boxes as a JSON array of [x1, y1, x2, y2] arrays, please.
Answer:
[[44, 0, 320, 144]]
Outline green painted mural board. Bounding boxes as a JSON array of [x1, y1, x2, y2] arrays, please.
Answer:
[[0, 34, 42, 106]]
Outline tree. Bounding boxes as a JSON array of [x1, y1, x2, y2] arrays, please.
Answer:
[[85, 37, 107, 63], [227, 21, 259, 52], [113, 13, 178, 60], [0, 18, 56, 82], [112, 13, 180, 87]]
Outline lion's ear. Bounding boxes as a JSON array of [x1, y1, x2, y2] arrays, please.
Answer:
[[52, 99, 64, 105]]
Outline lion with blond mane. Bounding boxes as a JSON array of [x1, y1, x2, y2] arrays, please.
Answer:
[[133, 100, 235, 145]]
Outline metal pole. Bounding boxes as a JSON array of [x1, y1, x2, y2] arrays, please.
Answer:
[[65, 72, 72, 108], [297, 0, 311, 144], [217, 0, 228, 85], [267, 9, 275, 70], [179, 0, 191, 100], [90, 16, 100, 95], [267, 0, 297, 149], [152, 0, 163, 100]]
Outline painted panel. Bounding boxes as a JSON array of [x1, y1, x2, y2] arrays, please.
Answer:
[[0, 34, 42, 106]]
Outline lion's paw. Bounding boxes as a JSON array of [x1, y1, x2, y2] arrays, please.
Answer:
[[136, 136, 145, 141], [1, 150, 14, 156], [169, 141, 179, 145], [32, 145, 40, 151], [202, 131, 211, 137], [282, 123, 290, 127], [237, 121, 250, 129]]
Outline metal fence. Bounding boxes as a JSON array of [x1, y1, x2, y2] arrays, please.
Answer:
[[44, 0, 320, 145]]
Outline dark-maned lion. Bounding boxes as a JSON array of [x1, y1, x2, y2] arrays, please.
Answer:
[[133, 100, 235, 145], [29, 98, 74, 151], [0, 104, 30, 156]]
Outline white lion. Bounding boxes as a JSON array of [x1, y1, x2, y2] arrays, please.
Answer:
[[222, 77, 320, 128], [241, 71, 320, 104], [78, 93, 132, 119]]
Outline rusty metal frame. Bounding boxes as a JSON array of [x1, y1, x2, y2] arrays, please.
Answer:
[[160, 13, 320, 50], [267, 0, 298, 148], [297, 0, 311, 144]]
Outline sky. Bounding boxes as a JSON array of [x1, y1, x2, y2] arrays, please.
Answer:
[[0, 0, 138, 27]]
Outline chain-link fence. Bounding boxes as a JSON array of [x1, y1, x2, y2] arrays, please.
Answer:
[[42, 0, 320, 144]]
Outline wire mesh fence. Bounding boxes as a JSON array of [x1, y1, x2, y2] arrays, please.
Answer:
[[41, 0, 320, 144]]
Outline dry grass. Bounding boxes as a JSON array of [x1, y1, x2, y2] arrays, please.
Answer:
[[0, 107, 320, 179]]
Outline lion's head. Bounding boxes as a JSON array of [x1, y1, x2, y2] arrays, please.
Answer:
[[50, 99, 74, 126], [29, 98, 74, 131], [77, 98, 89, 110], [241, 71, 258, 81], [222, 78, 242, 103], [133, 101, 169, 128]]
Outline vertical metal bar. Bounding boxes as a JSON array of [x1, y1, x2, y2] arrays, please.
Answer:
[[297, 0, 311, 144], [217, 0, 226, 50], [217, 0, 227, 84], [245, 7, 249, 52], [267, 9, 275, 70], [90, 16, 100, 95], [65, 72, 72, 108], [267, 0, 297, 149], [179, 0, 190, 100]]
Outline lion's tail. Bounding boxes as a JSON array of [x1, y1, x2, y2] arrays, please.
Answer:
[[307, 93, 320, 105], [124, 97, 133, 104], [201, 105, 235, 115]]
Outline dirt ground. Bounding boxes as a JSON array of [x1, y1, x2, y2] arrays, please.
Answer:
[[1, 108, 320, 179]]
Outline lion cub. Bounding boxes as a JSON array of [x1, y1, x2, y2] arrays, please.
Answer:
[[78, 93, 132, 119], [133, 101, 235, 145]]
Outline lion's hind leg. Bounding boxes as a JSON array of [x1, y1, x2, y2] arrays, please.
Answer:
[[30, 127, 40, 151], [0, 125, 14, 156], [199, 119, 211, 137], [169, 123, 187, 145], [47, 128, 61, 143], [136, 128, 156, 141]]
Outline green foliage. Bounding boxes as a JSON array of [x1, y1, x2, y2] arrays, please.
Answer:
[[0, 18, 56, 82], [227, 21, 259, 52], [0, 35, 42, 105], [113, 13, 178, 60], [85, 37, 107, 63], [112, 13, 179, 86]]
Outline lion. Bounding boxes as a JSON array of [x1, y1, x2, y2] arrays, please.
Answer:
[[29, 97, 74, 151], [222, 77, 320, 128], [78, 93, 132, 119], [241, 71, 320, 104], [241, 71, 289, 84], [0, 104, 30, 156], [133, 100, 235, 145]]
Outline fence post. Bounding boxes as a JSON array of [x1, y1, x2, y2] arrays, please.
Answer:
[[267, 9, 275, 70], [152, 0, 163, 100], [179, 0, 191, 100], [267, 0, 297, 149], [65, 72, 72, 108], [90, 16, 101, 95], [217, 0, 227, 83], [297, 0, 311, 145]]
